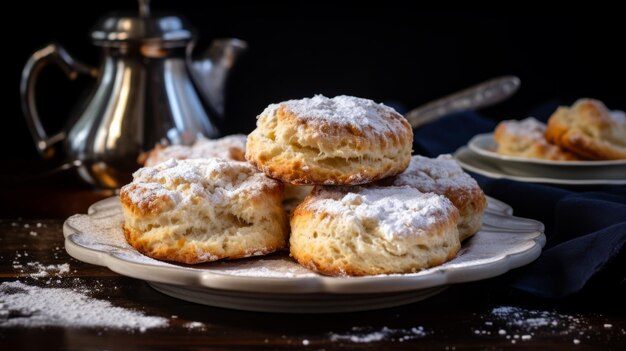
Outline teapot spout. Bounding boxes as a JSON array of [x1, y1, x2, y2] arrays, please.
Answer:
[[190, 38, 247, 120]]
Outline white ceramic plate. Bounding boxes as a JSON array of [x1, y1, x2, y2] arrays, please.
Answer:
[[469, 133, 626, 167], [463, 134, 626, 184], [455, 146, 626, 185], [63, 197, 544, 313]]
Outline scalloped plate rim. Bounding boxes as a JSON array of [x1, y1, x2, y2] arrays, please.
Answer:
[[64, 196, 545, 296]]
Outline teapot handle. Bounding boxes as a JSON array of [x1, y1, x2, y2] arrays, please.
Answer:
[[20, 43, 97, 159]]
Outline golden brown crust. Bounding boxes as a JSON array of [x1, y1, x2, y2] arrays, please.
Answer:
[[441, 186, 487, 241], [119, 183, 175, 217], [123, 224, 284, 265], [120, 158, 288, 265], [494, 118, 581, 161], [289, 186, 460, 276], [246, 96, 413, 185], [384, 155, 486, 241], [546, 99, 626, 160], [290, 211, 458, 276]]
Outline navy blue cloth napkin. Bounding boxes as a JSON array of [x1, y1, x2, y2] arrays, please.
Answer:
[[413, 111, 626, 299]]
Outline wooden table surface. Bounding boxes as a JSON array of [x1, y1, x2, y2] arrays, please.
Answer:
[[0, 186, 625, 350]]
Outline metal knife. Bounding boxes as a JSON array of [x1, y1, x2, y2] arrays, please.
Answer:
[[405, 75, 521, 128]]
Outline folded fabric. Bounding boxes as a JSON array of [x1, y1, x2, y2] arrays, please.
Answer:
[[413, 110, 626, 298]]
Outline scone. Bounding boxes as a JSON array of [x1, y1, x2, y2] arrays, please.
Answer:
[[140, 133, 307, 203], [386, 155, 487, 241], [142, 134, 247, 166], [494, 117, 580, 160], [120, 158, 288, 264], [246, 95, 413, 185], [290, 186, 460, 276], [546, 99, 626, 160]]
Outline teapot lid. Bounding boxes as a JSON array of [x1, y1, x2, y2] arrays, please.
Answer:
[[91, 0, 194, 47]]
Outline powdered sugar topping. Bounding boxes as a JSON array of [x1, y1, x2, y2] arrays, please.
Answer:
[[392, 154, 480, 193], [500, 117, 547, 141], [144, 134, 247, 167], [495, 117, 581, 160], [307, 186, 456, 240], [122, 158, 276, 209], [263, 95, 405, 134]]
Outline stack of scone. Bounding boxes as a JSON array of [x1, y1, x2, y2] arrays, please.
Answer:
[[120, 95, 487, 276], [494, 99, 626, 161], [248, 95, 486, 275]]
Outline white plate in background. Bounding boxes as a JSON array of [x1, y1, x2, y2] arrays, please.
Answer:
[[463, 134, 626, 182], [455, 146, 626, 185], [469, 133, 626, 167]]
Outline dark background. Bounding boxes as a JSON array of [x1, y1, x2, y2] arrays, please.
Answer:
[[5, 1, 625, 161]]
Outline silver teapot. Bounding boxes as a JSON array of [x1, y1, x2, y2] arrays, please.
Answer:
[[20, 0, 246, 188]]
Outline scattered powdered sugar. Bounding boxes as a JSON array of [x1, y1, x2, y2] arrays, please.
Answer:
[[11, 246, 72, 280], [491, 306, 566, 328], [329, 326, 427, 343], [144, 134, 247, 167], [474, 306, 605, 345], [392, 154, 480, 193], [27, 262, 70, 279], [0, 281, 168, 331], [2, 222, 216, 331], [499, 117, 547, 140], [308, 186, 455, 240], [183, 321, 206, 330], [262, 95, 405, 134], [2, 220, 202, 333]]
